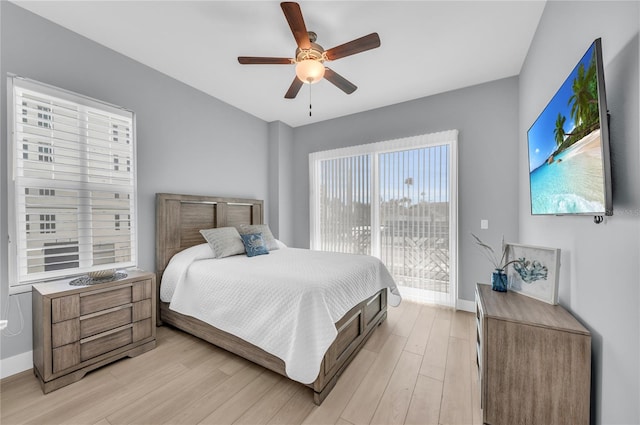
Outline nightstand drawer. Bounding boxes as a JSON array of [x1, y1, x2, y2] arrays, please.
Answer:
[[80, 305, 132, 338], [132, 279, 152, 302], [80, 327, 132, 361], [80, 287, 131, 315], [52, 319, 80, 348], [133, 318, 152, 342], [52, 295, 80, 323], [52, 342, 80, 373], [133, 299, 152, 322]]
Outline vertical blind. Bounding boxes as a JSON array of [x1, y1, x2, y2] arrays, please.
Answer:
[[378, 145, 451, 305], [310, 131, 457, 306], [316, 154, 371, 255], [9, 77, 137, 289]]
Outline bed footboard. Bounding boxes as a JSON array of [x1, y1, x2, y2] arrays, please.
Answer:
[[313, 289, 387, 404], [159, 288, 387, 405]]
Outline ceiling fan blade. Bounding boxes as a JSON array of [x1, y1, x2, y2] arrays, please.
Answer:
[[238, 57, 293, 65], [284, 77, 304, 99], [325, 33, 381, 61], [324, 68, 357, 94], [281, 2, 311, 50]]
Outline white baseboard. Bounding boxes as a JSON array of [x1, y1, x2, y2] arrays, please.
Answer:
[[456, 298, 475, 312], [0, 351, 33, 380]]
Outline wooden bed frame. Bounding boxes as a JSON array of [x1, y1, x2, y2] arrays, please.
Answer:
[[155, 193, 388, 404]]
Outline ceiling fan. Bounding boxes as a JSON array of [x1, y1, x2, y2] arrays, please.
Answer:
[[238, 2, 381, 99]]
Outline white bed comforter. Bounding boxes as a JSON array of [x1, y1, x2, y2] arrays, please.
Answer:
[[160, 245, 401, 384]]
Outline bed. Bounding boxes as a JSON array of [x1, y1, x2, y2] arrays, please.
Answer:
[[155, 193, 399, 404]]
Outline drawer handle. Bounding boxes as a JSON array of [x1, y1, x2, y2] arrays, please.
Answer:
[[80, 323, 132, 344], [80, 303, 133, 320]]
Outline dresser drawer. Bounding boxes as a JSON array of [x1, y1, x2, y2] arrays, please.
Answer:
[[80, 287, 131, 315], [80, 305, 132, 338], [80, 327, 132, 361]]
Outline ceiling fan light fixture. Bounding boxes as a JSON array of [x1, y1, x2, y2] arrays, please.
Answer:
[[295, 59, 325, 84]]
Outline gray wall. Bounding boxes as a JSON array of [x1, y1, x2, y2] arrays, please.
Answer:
[[290, 77, 521, 303], [268, 121, 294, 245], [518, 2, 639, 424], [0, 2, 269, 360]]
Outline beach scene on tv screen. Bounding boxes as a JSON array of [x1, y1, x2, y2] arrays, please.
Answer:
[[527, 42, 605, 215]]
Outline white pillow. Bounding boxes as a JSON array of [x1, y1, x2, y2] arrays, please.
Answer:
[[275, 239, 287, 249], [236, 224, 279, 251], [200, 227, 246, 258]]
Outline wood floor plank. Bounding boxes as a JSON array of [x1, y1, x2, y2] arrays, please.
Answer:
[[391, 302, 421, 338], [439, 336, 472, 425], [0, 370, 44, 418], [107, 357, 231, 425], [161, 363, 262, 425], [199, 369, 279, 424], [2, 367, 117, 424], [266, 385, 315, 425], [404, 305, 436, 355], [450, 310, 472, 340], [233, 377, 301, 425], [23, 370, 122, 425], [370, 350, 422, 425], [341, 333, 407, 425], [404, 374, 443, 425], [302, 348, 377, 425], [419, 315, 451, 381], [64, 363, 191, 425]]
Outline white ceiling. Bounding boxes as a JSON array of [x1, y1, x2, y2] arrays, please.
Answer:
[[12, 1, 546, 128]]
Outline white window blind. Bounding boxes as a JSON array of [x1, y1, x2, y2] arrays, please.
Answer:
[[8, 76, 137, 291], [310, 130, 458, 306], [316, 154, 371, 255]]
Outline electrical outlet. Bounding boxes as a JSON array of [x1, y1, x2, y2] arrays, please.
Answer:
[[480, 219, 489, 230]]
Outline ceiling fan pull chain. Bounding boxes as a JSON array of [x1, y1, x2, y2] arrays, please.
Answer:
[[309, 83, 312, 117]]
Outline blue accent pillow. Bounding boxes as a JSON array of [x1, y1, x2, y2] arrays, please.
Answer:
[[240, 233, 269, 257]]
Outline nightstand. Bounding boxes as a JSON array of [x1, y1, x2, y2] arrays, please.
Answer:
[[32, 270, 156, 393]]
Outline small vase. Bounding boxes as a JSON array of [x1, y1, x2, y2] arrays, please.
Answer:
[[491, 270, 508, 292]]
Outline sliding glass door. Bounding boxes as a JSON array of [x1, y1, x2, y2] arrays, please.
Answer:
[[310, 131, 457, 306]]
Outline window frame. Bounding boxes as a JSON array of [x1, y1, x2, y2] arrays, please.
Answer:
[[7, 75, 138, 294]]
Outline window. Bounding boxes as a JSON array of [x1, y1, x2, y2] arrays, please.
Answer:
[[310, 131, 458, 306], [8, 76, 137, 292], [37, 143, 53, 162], [39, 214, 56, 234]]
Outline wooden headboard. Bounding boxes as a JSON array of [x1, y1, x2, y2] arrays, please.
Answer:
[[155, 193, 263, 281]]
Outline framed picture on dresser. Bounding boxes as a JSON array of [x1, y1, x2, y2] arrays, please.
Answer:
[[505, 243, 561, 305]]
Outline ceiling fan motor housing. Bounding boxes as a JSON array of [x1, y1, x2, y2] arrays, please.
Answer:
[[295, 38, 325, 63]]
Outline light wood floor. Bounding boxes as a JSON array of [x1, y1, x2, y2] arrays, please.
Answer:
[[1, 301, 481, 425]]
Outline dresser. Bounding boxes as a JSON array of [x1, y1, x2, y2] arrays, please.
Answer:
[[32, 270, 156, 393], [475, 284, 591, 425]]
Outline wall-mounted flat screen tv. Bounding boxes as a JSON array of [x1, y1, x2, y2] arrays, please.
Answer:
[[527, 38, 612, 216]]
